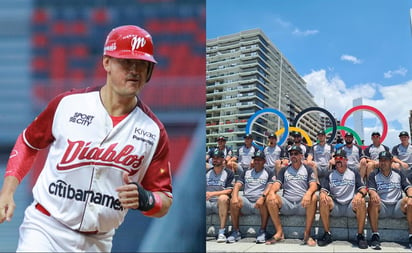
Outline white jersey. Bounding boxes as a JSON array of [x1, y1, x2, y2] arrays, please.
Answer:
[[24, 87, 172, 233]]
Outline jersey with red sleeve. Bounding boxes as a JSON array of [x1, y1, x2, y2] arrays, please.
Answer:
[[23, 86, 172, 233]]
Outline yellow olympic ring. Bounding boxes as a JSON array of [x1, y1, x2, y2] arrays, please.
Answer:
[[275, 126, 313, 146]]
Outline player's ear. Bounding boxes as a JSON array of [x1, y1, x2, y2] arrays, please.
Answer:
[[102, 56, 111, 72]]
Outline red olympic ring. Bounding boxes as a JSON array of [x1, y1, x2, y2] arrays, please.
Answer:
[[340, 105, 388, 147]]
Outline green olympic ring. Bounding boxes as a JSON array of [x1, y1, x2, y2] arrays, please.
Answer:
[[324, 126, 363, 146]]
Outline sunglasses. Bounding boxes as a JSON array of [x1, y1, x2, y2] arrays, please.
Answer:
[[289, 152, 300, 156], [335, 157, 345, 161]]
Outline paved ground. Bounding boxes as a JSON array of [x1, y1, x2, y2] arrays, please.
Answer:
[[206, 237, 412, 252]]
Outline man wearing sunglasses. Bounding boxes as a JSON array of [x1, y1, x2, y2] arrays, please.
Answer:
[[265, 145, 318, 246], [317, 149, 368, 248]]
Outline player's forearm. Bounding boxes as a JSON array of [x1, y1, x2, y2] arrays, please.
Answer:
[[0, 176, 20, 195], [5, 134, 38, 183], [307, 182, 319, 195], [146, 191, 172, 218]]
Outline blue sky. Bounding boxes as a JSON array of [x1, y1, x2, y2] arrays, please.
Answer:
[[207, 0, 412, 148]]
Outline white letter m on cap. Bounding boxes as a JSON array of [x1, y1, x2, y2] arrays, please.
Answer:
[[131, 36, 146, 51]]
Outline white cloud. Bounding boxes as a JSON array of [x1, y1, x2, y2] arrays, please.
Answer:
[[303, 69, 411, 148], [274, 17, 292, 28], [292, 28, 319, 36], [340, 54, 362, 64], [384, 67, 407, 79], [273, 17, 318, 37]]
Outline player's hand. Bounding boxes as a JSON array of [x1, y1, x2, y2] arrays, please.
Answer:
[[407, 196, 412, 207], [254, 196, 264, 209], [0, 192, 16, 223], [116, 172, 140, 209], [369, 191, 380, 205], [319, 191, 329, 205], [206, 191, 213, 201], [352, 194, 363, 209], [231, 196, 241, 209], [301, 192, 311, 208]]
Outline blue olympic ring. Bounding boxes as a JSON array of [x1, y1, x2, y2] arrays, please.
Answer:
[[246, 108, 289, 150]]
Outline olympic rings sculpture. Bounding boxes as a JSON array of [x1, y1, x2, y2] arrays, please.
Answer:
[[246, 105, 387, 150], [275, 127, 313, 147]]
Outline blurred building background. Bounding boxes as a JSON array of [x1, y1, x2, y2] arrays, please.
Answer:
[[0, 0, 205, 252], [206, 29, 322, 150]]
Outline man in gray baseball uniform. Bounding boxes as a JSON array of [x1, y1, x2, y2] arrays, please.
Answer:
[[364, 132, 390, 180], [236, 134, 256, 170], [263, 133, 286, 175], [310, 130, 334, 181], [227, 150, 275, 244], [206, 149, 235, 243], [265, 145, 318, 246], [392, 131, 412, 175], [334, 132, 367, 181], [367, 151, 412, 250], [317, 149, 368, 248]]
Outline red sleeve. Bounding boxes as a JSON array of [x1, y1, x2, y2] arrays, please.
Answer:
[[140, 127, 173, 196], [4, 134, 38, 183], [24, 87, 96, 149], [24, 93, 64, 149]]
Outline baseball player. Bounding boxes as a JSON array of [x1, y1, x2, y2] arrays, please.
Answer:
[[235, 134, 256, 170], [363, 132, 390, 180], [227, 150, 275, 244], [317, 149, 368, 249], [206, 135, 233, 169], [286, 131, 314, 169], [265, 145, 318, 246], [206, 149, 235, 243], [263, 133, 286, 175], [334, 132, 366, 180], [367, 151, 412, 250], [391, 131, 412, 174], [310, 130, 334, 181], [0, 25, 173, 252]]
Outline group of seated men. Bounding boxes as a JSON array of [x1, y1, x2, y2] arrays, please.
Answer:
[[206, 130, 412, 250]]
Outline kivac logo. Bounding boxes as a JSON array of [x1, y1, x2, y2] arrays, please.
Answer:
[[133, 127, 156, 145]]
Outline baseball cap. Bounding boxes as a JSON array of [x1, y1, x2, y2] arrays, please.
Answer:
[[288, 145, 302, 154], [371, 132, 381, 137], [252, 149, 266, 159], [317, 130, 326, 135], [399, 131, 409, 137], [345, 132, 354, 137], [378, 151, 392, 160], [291, 131, 302, 137], [216, 135, 226, 141], [268, 133, 277, 139], [212, 149, 225, 158], [244, 133, 253, 139], [334, 149, 347, 158]]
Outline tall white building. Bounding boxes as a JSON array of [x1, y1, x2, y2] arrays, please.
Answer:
[[353, 97, 364, 142], [206, 29, 321, 150]]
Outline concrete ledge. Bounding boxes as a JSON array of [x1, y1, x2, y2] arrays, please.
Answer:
[[206, 213, 409, 243]]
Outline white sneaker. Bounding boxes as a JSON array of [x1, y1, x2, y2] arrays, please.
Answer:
[[217, 233, 226, 243], [207, 226, 215, 237]]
